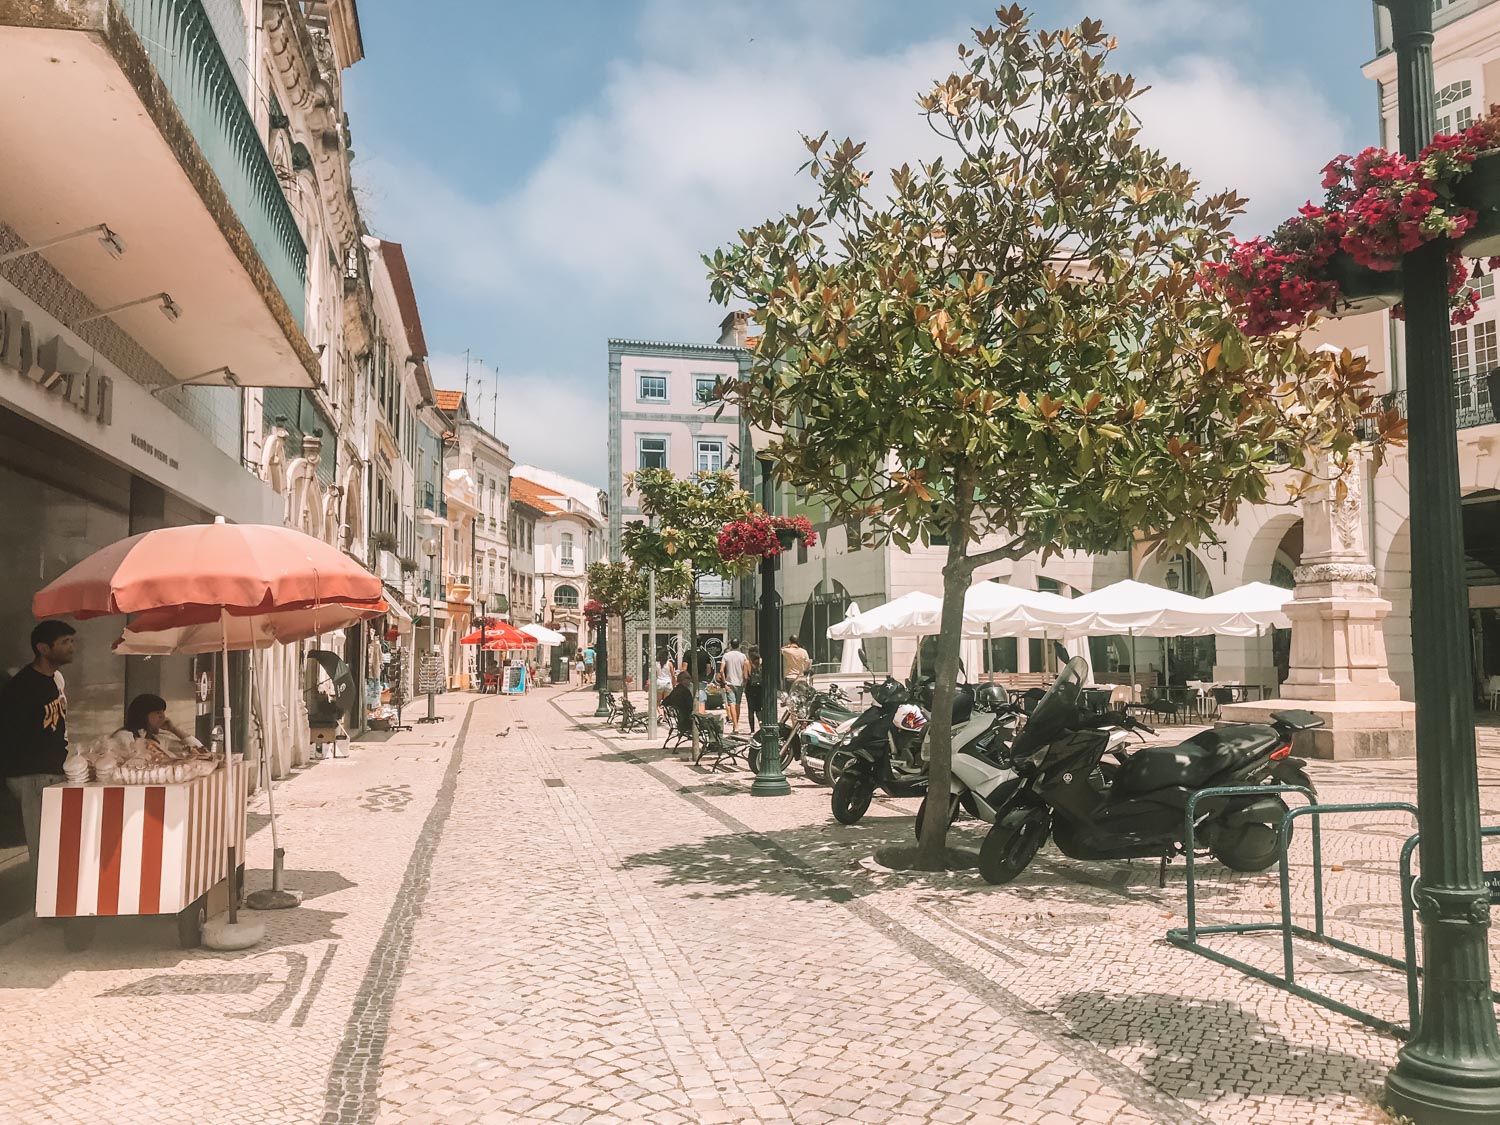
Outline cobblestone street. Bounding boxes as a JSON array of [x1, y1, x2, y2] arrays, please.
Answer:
[[5, 684, 1500, 1124]]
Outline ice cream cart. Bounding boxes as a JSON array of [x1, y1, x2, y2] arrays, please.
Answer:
[[35, 759, 248, 950]]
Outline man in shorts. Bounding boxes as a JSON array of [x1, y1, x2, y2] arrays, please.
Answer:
[[719, 638, 748, 733]]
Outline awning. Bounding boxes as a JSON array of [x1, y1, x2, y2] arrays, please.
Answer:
[[381, 584, 415, 635]]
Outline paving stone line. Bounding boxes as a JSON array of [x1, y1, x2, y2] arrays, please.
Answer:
[[321, 701, 477, 1125], [562, 694, 1212, 1125]]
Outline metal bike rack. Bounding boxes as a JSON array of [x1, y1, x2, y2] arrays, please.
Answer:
[[1167, 785, 1422, 1037]]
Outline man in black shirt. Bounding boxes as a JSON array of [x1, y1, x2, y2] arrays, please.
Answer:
[[1, 620, 76, 875]]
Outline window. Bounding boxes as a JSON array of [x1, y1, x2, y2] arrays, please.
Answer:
[[637, 373, 668, 403], [1476, 319, 1499, 371], [554, 584, 579, 607], [695, 439, 724, 473], [694, 375, 717, 404], [637, 435, 668, 469], [561, 532, 575, 569], [1453, 325, 1473, 378], [1437, 79, 1475, 134], [695, 573, 733, 599]]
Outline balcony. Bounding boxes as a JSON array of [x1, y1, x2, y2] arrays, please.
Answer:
[[1363, 371, 1499, 437], [0, 0, 318, 389]]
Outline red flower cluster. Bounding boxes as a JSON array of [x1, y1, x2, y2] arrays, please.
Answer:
[[582, 599, 606, 628], [717, 514, 819, 562], [1207, 109, 1500, 337]]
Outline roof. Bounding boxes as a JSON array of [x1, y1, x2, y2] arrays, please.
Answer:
[[433, 389, 465, 416], [510, 475, 566, 517], [377, 241, 428, 359]]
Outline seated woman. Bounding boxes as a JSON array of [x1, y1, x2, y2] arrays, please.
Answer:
[[118, 693, 203, 755], [661, 672, 694, 727]]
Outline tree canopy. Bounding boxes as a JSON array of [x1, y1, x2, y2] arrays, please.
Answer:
[[704, 6, 1387, 866]]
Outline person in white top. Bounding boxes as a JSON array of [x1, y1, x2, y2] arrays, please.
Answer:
[[718, 638, 749, 733]]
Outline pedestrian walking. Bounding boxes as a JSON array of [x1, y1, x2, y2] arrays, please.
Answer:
[[719, 638, 748, 733], [583, 645, 595, 685], [745, 645, 763, 734], [0, 620, 75, 882], [781, 634, 812, 688]]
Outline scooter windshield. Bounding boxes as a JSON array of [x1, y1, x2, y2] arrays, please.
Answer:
[[1009, 655, 1089, 759]]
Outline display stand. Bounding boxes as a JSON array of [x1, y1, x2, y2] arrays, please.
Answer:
[[386, 648, 412, 732], [35, 760, 250, 950], [503, 663, 527, 694]]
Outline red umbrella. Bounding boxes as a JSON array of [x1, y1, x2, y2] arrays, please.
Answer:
[[32, 517, 381, 619], [459, 621, 533, 649]]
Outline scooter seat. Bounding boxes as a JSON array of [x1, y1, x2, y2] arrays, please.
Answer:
[[1113, 724, 1279, 794]]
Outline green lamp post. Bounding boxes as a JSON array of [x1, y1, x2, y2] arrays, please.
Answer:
[[751, 452, 791, 797], [1378, 2, 1500, 1119], [592, 615, 610, 718]]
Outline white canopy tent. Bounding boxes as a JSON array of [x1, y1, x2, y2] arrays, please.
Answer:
[[837, 602, 865, 673], [521, 622, 566, 646], [827, 591, 944, 640]]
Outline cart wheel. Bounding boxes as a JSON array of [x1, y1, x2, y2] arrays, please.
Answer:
[[178, 897, 207, 949], [62, 917, 97, 952]]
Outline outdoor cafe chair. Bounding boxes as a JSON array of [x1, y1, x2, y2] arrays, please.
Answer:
[[692, 712, 750, 773]]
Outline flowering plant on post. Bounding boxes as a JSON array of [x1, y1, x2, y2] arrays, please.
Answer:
[[707, 7, 1390, 871], [717, 514, 817, 562]]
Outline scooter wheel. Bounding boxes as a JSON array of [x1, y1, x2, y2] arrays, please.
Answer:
[[978, 806, 1050, 885], [1210, 797, 1288, 872], [914, 794, 959, 841], [831, 773, 874, 825]]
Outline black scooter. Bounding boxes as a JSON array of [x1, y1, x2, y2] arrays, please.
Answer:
[[977, 656, 1320, 885]]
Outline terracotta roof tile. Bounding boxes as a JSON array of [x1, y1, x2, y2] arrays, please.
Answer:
[[510, 475, 566, 516], [377, 241, 428, 358], [434, 389, 465, 415]]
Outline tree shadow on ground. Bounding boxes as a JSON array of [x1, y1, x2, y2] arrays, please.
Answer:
[[1053, 989, 1386, 1103]]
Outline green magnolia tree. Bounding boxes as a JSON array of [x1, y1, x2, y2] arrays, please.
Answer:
[[585, 560, 651, 702], [622, 469, 756, 750], [706, 7, 1389, 868]]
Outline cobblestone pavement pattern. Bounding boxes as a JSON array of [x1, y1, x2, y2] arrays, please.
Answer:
[[6, 685, 1500, 1123]]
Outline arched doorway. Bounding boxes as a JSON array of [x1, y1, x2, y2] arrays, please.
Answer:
[[798, 580, 851, 671], [1136, 548, 1216, 685], [1268, 521, 1303, 690]]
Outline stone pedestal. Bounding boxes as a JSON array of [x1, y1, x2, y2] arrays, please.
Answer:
[[1220, 459, 1415, 759]]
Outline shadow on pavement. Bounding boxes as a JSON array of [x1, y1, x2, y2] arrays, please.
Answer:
[[1053, 989, 1386, 1103]]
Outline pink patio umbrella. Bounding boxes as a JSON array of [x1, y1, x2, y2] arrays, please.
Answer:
[[32, 517, 383, 944]]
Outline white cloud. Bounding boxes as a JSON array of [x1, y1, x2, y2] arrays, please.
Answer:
[[428, 352, 608, 488], [363, 2, 1358, 485]]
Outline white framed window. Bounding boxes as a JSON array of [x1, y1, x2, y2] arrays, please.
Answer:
[[694, 375, 717, 404], [696, 573, 733, 599], [560, 532, 575, 569], [554, 584, 579, 608], [1453, 325, 1474, 378], [637, 435, 668, 469], [1437, 79, 1475, 134], [695, 439, 724, 473], [1475, 319, 1498, 371], [637, 373, 669, 403]]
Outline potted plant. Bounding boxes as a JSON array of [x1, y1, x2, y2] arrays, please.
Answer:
[[371, 530, 399, 555], [398, 555, 419, 575], [716, 513, 818, 563]]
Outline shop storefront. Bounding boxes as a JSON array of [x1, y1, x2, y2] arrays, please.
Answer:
[[0, 283, 281, 753]]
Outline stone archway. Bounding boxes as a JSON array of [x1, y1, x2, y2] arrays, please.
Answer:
[[1377, 517, 1413, 701]]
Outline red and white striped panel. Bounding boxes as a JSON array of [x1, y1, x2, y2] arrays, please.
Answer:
[[36, 761, 248, 918]]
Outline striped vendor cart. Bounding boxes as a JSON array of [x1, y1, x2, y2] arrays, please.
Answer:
[[36, 760, 249, 950]]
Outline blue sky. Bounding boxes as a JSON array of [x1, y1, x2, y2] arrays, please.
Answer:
[[344, 0, 1381, 485]]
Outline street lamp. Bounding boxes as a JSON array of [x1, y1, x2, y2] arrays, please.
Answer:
[[751, 452, 791, 797], [592, 609, 610, 718], [418, 515, 447, 724], [1378, 3, 1500, 1119]]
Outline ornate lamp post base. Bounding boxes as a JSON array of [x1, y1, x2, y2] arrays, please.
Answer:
[[593, 621, 611, 717], [752, 459, 791, 797]]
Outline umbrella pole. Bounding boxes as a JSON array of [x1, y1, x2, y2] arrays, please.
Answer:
[[246, 651, 300, 911], [1259, 625, 1268, 700], [203, 611, 264, 949], [1129, 629, 1138, 702]]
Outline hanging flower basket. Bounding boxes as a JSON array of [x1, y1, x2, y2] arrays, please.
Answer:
[[1454, 149, 1500, 259], [1327, 251, 1403, 316], [717, 514, 817, 563], [582, 599, 606, 629]]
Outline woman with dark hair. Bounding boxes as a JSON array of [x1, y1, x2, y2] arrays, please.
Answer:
[[119, 693, 198, 747], [745, 646, 763, 734]]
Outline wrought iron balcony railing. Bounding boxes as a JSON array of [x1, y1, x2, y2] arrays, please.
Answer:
[[1360, 371, 1499, 438], [119, 0, 309, 325]]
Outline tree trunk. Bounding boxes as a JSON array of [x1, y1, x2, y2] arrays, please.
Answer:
[[915, 521, 975, 870], [688, 576, 700, 759], [619, 612, 630, 704]]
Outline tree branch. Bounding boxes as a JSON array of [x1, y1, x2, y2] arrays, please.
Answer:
[[962, 534, 1030, 571]]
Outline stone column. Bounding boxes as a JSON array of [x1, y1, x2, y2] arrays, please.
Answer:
[[1222, 458, 1415, 758]]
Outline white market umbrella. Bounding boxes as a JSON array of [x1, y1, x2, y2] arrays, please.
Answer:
[[1187, 581, 1293, 634], [521, 622, 566, 646], [828, 591, 944, 639], [838, 602, 865, 673]]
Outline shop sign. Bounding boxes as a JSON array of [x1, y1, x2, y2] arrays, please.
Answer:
[[0, 302, 113, 425]]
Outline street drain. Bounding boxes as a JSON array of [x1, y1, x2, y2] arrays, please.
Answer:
[[543, 778, 566, 788]]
